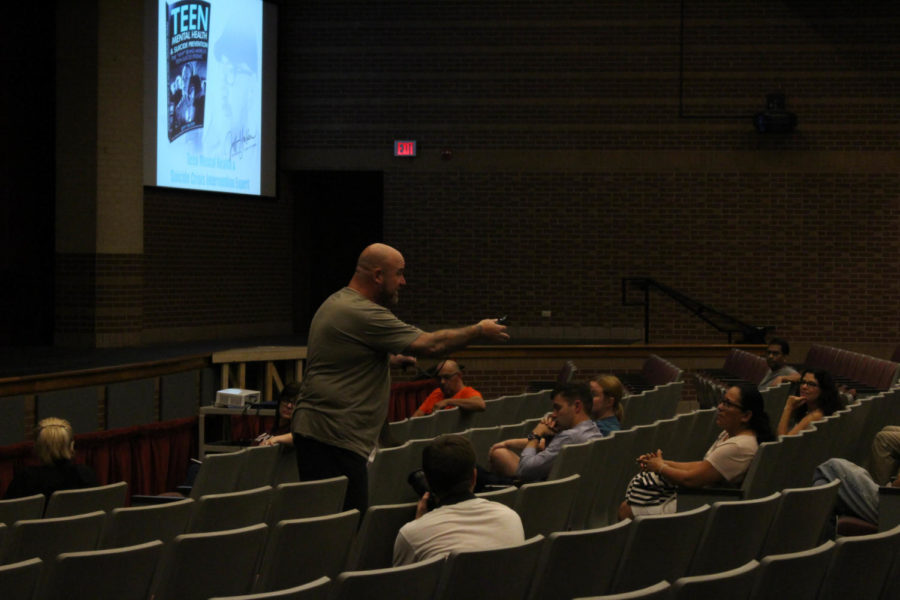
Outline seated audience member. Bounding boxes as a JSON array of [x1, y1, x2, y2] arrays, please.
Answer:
[[180, 382, 301, 488], [590, 374, 624, 436], [258, 381, 301, 446], [619, 384, 773, 518], [393, 435, 524, 565], [813, 455, 900, 527], [4, 417, 98, 499], [758, 337, 799, 390], [412, 359, 484, 417], [488, 382, 603, 483], [776, 368, 843, 436], [814, 427, 900, 526], [870, 425, 900, 486]]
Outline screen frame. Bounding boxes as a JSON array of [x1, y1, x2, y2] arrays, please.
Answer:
[[142, 0, 277, 198]]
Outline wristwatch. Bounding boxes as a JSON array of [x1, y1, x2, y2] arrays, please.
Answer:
[[526, 432, 541, 441]]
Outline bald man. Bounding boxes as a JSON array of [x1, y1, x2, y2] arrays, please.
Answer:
[[412, 360, 485, 418], [292, 243, 509, 513]]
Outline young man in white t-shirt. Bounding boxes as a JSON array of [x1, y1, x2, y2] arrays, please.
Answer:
[[393, 435, 524, 566]]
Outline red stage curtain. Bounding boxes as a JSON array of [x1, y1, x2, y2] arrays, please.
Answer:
[[389, 379, 438, 421], [0, 417, 198, 499]]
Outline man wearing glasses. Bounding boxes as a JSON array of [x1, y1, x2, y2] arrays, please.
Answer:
[[758, 337, 799, 390], [412, 360, 485, 417]]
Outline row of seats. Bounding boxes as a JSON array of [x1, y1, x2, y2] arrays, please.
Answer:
[[619, 381, 683, 428], [375, 401, 727, 524], [5, 490, 897, 600], [129, 443, 298, 506], [0, 476, 349, 564], [576, 525, 900, 599], [389, 371, 686, 445], [3, 393, 898, 598], [0, 474, 575, 598], [616, 353, 684, 394], [371, 387, 685, 508], [679, 387, 900, 513], [694, 348, 769, 393], [388, 389, 552, 444], [694, 376, 791, 414], [804, 343, 900, 394]]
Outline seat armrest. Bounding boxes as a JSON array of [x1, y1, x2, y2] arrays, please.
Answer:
[[130, 494, 188, 506], [878, 485, 900, 531], [676, 486, 743, 511]]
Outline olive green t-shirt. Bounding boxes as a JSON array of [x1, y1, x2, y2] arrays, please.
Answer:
[[292, 287, 422, 458]]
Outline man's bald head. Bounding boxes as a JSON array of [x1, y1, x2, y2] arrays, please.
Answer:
[[356, 243, 402, 274], [438, 359, 464, 396], [349, 243, 407, 307]]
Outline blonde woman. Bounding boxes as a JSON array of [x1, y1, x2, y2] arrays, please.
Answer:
[[590, 374, 625, 436], [4, 417, 97, 499]]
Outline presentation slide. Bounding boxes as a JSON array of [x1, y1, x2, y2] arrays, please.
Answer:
[[155, 0, 263, 195]]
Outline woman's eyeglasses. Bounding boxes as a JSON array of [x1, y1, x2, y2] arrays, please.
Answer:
[[718, 398, 745, 411]]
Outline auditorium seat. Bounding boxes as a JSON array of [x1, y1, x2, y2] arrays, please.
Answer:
[[99, 497, 194, 548], [463, 426, 502, 469], [237, 445, 281, 490], [186, 448, 246, 498], [254, 510, 359, 593], [587, 427, 638, 528], [187, 485, 273, 533], [671, 560, 758, 600], [149, 523, 268, 600], [747, 540, 834, 600], [610, 505, 710, 593], [758, 479, 840, 557], [432, 535, 545, 600], [546, 439, 594, 529], [36, 539, 164, 600], [0, 494, 45, 526], [211, 577, 331, 600], [367, 443, 414, 506], [329, 554, 445, 600], [265, 476, 348, 526], [513, 474, 580, 538], [474, 485, 517, 509], [433, 406, 462, 434], [5, 510, 105, 564], [816, 524, 900, 600], [43, 480, 128, 518], [573, 580, 671, 600], [687, 492, 780, 576], [527, 520, 631, 600], [0, 557, 43, 600], [344, 501, 417, 571]]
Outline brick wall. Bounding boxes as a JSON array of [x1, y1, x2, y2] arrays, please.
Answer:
[[279, 0, 900, 347], [142, 187, 293, 341]]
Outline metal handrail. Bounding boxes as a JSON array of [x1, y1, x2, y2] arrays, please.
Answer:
[[622, 277, 772, 344]]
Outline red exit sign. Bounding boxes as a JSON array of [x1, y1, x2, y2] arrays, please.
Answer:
[[394, 140, 417, 157]]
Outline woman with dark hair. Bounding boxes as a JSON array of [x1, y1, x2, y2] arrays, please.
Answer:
[[776, 368, 843, 437], [619, 383, 774, 518], [257, 382, 301, 447]]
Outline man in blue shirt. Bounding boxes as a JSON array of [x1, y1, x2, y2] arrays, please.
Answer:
[[488, 382, 603, 482]]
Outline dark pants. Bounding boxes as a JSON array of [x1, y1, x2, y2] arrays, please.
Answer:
[[293, 433, 369, 514]]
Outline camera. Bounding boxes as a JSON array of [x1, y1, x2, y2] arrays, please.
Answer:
[[407, 469, 438, 511]]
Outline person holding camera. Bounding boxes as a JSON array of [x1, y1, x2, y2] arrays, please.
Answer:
[[393, 435, 524, 566]]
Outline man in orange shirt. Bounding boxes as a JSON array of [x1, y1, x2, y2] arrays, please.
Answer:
[[412, 360, 485, 417]]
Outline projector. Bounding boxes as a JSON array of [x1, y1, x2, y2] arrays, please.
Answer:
[[215, 388, 261, 408], [754, 93, 797, 133]]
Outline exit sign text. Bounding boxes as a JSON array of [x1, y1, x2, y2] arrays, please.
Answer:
[[394, 140, 417, 157]]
